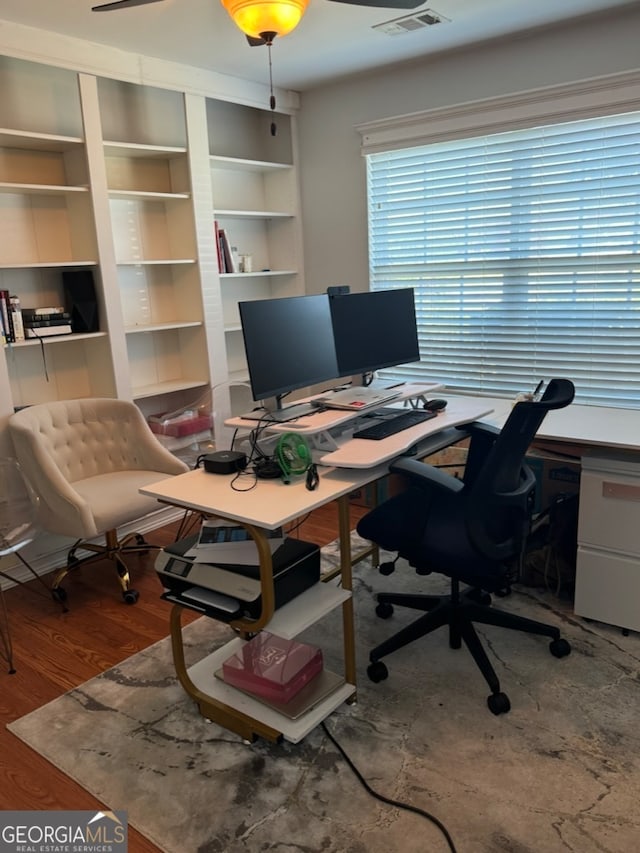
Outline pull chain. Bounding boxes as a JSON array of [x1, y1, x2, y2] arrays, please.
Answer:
[[267, 41, 277, 137]]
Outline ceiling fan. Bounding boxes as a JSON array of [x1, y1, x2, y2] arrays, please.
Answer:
[[92, 0, 425, 13]]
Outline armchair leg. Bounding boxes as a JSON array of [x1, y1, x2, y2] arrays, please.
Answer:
[[52, 528, 156, 605]]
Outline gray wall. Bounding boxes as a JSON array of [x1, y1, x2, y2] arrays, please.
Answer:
[[297, 4, 640, 297]]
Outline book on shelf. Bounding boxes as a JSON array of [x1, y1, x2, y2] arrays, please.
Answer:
[[22, 317, 72, 328], [221, 632, 324, 705], [9, 295, 25, 342], [219, 227, 236, 273], [214, 220, 224, 273], [0, 290, 15, 342], [25, 324, 73, 338], [22, 305, 66, 316]]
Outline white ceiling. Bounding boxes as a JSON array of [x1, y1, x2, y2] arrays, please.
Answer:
[[1, 0, 638, 91]]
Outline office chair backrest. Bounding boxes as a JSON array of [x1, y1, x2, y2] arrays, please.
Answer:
[[464, 379, 575, 564]]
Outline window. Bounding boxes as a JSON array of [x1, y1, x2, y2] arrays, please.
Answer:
[[366, 111, 640, 407]]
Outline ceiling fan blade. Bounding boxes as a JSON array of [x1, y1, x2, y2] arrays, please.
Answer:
[[327, 0, 425, 8], [92, 0, 164, 11]]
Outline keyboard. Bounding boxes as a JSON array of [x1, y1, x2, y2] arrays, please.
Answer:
[[352, 409, 436, 440]]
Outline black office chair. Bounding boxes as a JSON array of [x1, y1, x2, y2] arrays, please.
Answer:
[[356, 378, 576, 714]]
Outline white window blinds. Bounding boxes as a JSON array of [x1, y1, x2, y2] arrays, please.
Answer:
[[367, 111, 640, 406]]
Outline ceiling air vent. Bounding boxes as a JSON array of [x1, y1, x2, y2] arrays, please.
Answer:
[[373, 8, 449, 36]]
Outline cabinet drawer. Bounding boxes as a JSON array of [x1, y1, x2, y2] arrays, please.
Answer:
[[578, 469, 640, 554], [575, 546, 640, 631]]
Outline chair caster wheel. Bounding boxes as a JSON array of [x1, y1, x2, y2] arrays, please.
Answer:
[[375, 602, 394, 619], [134, 533, 150, 553], [123, 589, 140, 605], [487, 692, 511, 715], [367, 661, 388, 683], [378, 561, 396, 576], [549, 638, 571, 658], [52, 586, 67, 603]]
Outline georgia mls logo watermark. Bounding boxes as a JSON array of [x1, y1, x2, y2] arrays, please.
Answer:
[[0, 810, 127, 853]]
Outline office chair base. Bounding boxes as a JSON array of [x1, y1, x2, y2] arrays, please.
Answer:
[[52, 530, 158, 605], [368, 582, 571, 713]]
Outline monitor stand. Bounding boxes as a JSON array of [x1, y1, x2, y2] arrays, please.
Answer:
[[240, 397, 317, 423]]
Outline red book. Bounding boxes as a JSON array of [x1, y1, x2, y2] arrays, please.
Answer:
[[222, 632, 323, 704], [214, 220, 223, 273]]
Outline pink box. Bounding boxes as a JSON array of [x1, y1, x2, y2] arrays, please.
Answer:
[[222, 632, 323, 704], [148, 412, 212, 437]]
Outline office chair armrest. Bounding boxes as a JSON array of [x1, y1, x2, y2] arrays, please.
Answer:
[[390, 457, 464, 496], [464, 421, 500, 440]]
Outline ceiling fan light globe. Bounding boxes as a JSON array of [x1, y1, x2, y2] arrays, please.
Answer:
[[221, 0, 308, 39]]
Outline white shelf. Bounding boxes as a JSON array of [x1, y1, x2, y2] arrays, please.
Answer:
[[0, 182, 88, 195], [132, 379, 209, 400], [104, 141, 187, 157], [0, 129, 84, 151], [108, 188, 190, 201], [8, 332, 108, 347], [116, 258, 195, 266], [266, 582, 352, 639], [221, 270, 296, 279], [188, 640, 354, 744], [209, 155, 291, 172], [0, 260, 96, 269], [215, 208, 293, 219], [125, 321, 202, 334]]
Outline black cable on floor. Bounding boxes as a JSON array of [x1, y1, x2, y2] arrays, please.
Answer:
[[320, 721, 458, 853]]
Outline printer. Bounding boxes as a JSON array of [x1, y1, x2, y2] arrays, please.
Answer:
[[155, 534, 320, 622]]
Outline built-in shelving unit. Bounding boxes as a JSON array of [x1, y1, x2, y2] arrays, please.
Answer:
[[0, 54, 305, 456], [207, 98, 304, 421], [97, 79, 211, 416], [0, 59, 115, 430]]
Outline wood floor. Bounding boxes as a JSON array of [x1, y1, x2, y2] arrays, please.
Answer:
[[0, 501, 368, 852]]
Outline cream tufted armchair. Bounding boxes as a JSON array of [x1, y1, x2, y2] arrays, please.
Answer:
[[8, 398, 188, 605]]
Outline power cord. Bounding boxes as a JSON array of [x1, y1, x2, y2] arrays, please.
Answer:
[[320, 721, 458, 853]]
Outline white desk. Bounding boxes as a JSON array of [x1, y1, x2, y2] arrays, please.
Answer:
[[480, 396, 640, 633], [479, 397, 640, 453], [141, 465, 383, 743], [141, 394, 492, 742]]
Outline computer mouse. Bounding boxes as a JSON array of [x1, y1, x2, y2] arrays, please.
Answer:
[[424, 398, 448, 413]]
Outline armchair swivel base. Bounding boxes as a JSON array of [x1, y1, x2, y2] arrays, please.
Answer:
[[52, 529, 157, 606], [367, 578, 571, 715]]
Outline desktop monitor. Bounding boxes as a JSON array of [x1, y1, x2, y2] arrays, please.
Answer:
[[238, 294, 340, 418], [329, 288, 420, 380]]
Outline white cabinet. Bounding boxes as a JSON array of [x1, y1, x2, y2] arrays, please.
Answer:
[[575, 452, 640, 632]]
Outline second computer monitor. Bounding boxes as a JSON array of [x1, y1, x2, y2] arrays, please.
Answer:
[[329, 288, 420, 379]]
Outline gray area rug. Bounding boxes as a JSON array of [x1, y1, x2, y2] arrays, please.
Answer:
[[8, 539, 640, 853]]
